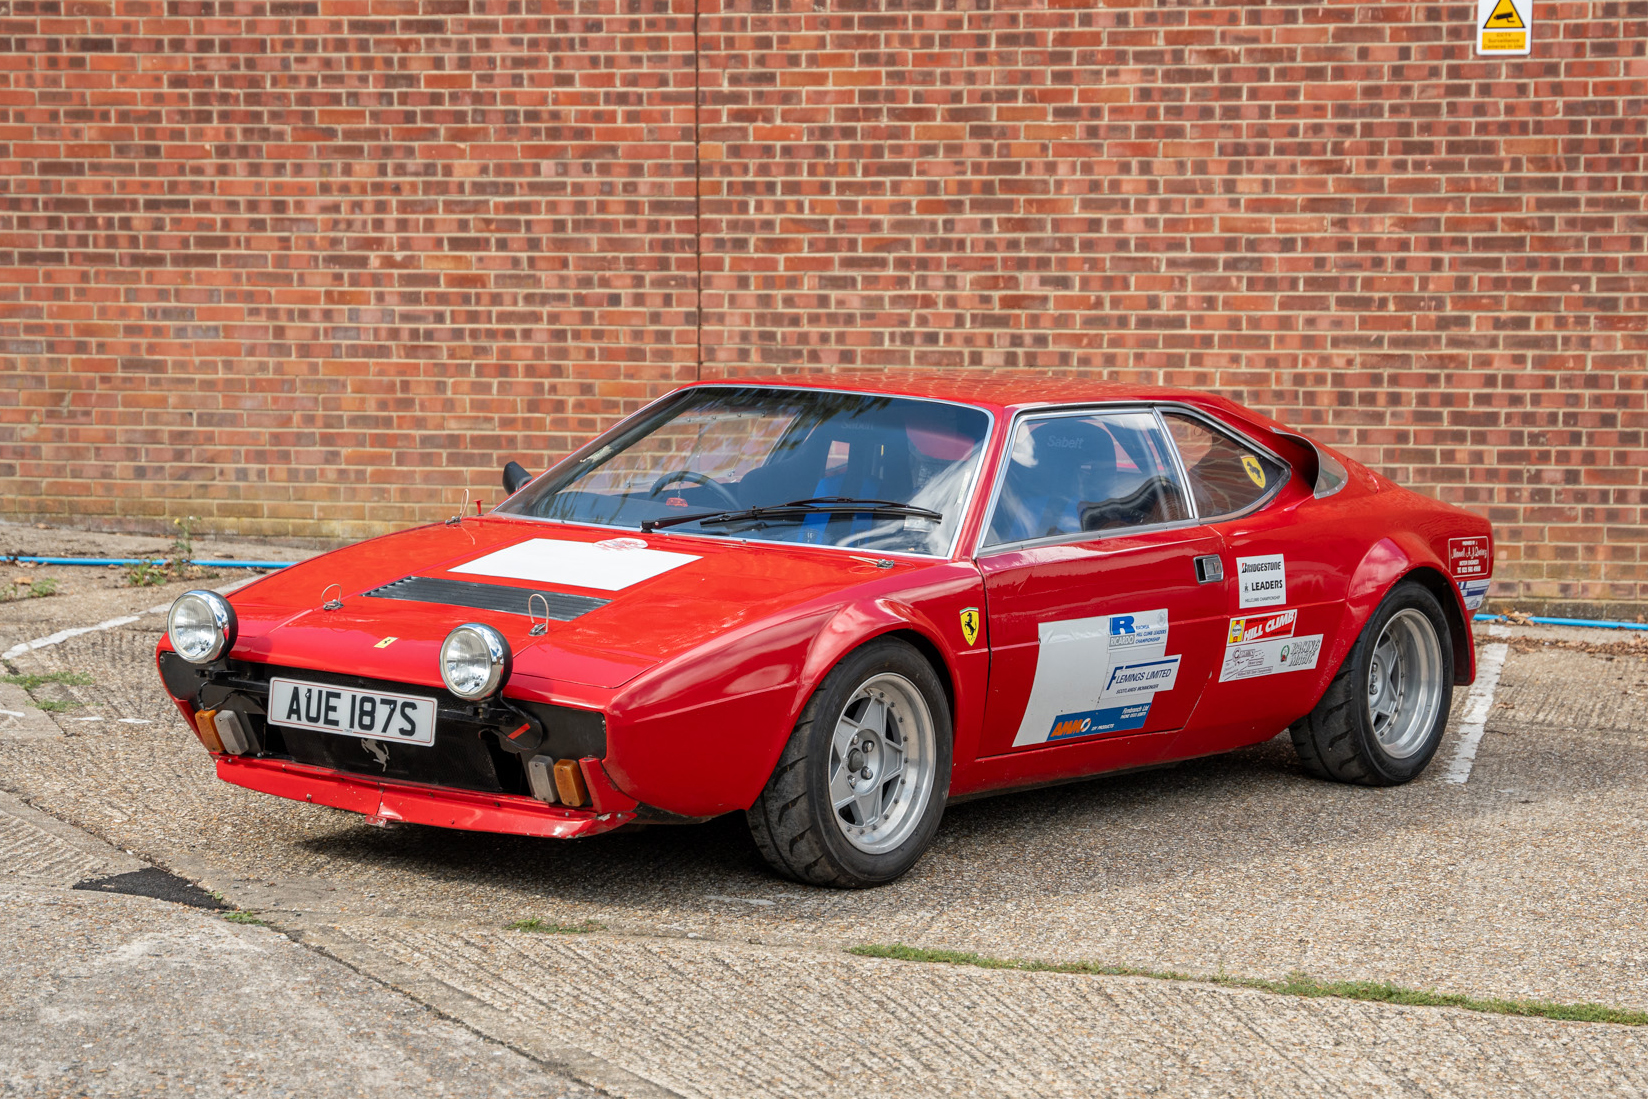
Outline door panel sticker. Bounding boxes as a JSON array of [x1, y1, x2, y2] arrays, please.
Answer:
[[1219, 633, 1323, 683], [1448, 536, 1490, 578], [1236, 554, 1287, 608], [1012, 609, 1180, 747], [1227, 609, 1297, 646]]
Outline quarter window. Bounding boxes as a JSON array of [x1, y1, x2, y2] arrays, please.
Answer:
[[1162, 412, 1286, 518], [983, 411, 1191, 547]]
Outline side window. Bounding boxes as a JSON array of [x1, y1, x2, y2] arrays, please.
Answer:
[[983, 411, 1191, 547], [1162, 412, 1287, 519]]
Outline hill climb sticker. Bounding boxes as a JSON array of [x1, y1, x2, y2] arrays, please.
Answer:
[[1476, 0, 1530, 56], [1220, 609, 1323, 684], [1013, 609, 1181, 747]]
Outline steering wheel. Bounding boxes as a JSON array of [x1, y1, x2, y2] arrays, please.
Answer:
[[648, 469, 741, 510]]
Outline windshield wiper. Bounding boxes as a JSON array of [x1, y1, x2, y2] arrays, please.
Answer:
[[640, 497, 943, 534]]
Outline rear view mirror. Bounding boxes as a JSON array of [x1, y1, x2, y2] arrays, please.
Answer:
[[503, 461, 532, 495]]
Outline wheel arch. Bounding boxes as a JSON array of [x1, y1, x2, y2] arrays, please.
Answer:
[[1344, 535, 1475, 686]]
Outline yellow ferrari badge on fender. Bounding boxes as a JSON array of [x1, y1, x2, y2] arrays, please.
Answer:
[[374, 636, 398, 649], [959, 607, 980, 647], [1241, 454, 1266, 489]]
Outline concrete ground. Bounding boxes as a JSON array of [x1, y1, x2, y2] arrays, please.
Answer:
[[2, 524, 1647, 1096]]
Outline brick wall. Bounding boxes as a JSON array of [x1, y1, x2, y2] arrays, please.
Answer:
[[2, 0, 1645, 614]]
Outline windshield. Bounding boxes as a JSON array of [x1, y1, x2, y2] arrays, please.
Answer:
[[498, 387, 992, 556]]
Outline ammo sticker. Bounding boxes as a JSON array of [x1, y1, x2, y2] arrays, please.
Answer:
[[1218, 634, 1324, 683], [1012, 608, 1180, 747], [1226, 609, 1297, 646], [1236, 554, 1287, 609], [1448, 536, 1490, 578], [1458, 577, 1490, 611]]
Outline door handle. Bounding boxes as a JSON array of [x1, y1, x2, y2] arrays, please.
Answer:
[[1194, 555, 1224, 583]]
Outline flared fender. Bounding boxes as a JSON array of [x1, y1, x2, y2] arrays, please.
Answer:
[[1343, 535, 1476, 686]]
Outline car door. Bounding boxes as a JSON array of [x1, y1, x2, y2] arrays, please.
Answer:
[[974, 408, 1230, 767], [1157, 408, 1343, 755]]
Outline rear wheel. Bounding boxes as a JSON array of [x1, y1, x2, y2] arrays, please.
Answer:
[[1290, 580, 1454, 786], [746, 638, 951, 887]]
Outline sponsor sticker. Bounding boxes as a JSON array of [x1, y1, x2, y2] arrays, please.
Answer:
[[1102, 656, 1181, 699], [1048, 703, 1153, 741], [1448, 536, 1490, 578], [1226, 609, 1297, 646], [1236, 554, 1287, 609], [1458, 578, 1490, 612], [1012, 608, 1179, 748], [1219, 634, 1324, 683]]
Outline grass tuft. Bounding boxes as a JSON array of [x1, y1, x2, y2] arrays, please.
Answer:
[[3, 671, 95, 690], [222, 911, 268, 926], [848, 944, 1648, 1027], [505, 917, 603, 935], [34, 698, 83, 713]]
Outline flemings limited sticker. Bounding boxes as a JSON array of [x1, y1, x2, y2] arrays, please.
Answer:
[[1237, 554, 1287, 608]]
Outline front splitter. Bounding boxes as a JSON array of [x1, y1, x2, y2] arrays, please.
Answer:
[[216, 756, 634, 839]]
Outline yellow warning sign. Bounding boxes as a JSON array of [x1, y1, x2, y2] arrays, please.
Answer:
[[1483, 0, 1524, 28], [1476, 0, 1530, 55]]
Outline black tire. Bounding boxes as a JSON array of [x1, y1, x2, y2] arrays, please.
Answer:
[[746, 638, 952, 888], [1290, 580, 1454, 786]]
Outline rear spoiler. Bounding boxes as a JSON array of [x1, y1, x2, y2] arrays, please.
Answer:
[[1271, 429, 1349, 499]]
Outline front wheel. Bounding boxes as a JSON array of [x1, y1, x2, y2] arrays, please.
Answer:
[[747, 638, 952, 887], [1290, 580, 1454, 786]]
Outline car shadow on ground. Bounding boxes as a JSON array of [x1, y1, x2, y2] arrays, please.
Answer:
[[284, 733, 1387, 907]]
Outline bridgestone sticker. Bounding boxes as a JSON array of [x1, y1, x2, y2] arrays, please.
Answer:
[[1236, 554, 1287, 608], [1013, 609, 1181, 747], [1219, 633, 1324, 683]]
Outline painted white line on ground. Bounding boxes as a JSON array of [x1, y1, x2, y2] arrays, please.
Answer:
[[0, 709, 24, 718], [1443, 625, 1511, 785], [0, 573, 266, 662]]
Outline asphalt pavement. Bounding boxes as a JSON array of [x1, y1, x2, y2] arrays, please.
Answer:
[[2, 525, 1647, 1096]]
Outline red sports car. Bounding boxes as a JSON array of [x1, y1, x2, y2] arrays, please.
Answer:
[[158, 374, 1491, 887]]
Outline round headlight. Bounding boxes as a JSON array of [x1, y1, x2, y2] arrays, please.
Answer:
[[440, 623, 511, 700], [167, 590, 237, 664]]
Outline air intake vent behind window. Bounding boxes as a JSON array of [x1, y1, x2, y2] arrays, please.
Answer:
[[364, 577, 608, 622]]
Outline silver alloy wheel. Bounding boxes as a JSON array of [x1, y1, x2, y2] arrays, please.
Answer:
[[1367, 608, 1445, 759], [828, 672, 937, 855]]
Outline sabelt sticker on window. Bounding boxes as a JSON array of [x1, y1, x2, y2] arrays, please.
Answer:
[[1011, 609, 1182, 748], [1236, 554, 1287, 609], [1448, 536, 1490, 578]]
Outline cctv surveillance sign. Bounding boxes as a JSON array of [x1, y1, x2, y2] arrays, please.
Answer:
[[1476, 0, 1530, 56]]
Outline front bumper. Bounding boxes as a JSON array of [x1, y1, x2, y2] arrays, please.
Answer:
[[216, 755, 635, 839]]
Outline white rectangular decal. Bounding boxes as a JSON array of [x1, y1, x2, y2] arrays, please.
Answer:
[[1236, 554, 1287, 609], [451, 538, 698, 592], [1012, 608, 1180, 747], [1218, 634, 1323, 683]]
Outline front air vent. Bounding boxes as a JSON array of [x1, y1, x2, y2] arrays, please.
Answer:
[[364, 577, 608, 622]]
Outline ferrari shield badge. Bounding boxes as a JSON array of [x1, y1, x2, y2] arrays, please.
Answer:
[[1241, 454, 1266, 489], [374, 636, 398, 648], [959, 607, 981, 647]]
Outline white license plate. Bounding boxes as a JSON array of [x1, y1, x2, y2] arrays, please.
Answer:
[[267, 677, 436, 746]]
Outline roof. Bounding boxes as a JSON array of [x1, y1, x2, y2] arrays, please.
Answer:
[[689, 370, 1270, 426]]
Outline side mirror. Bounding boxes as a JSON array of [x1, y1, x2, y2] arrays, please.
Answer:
[[502, 461, 532, 495]]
